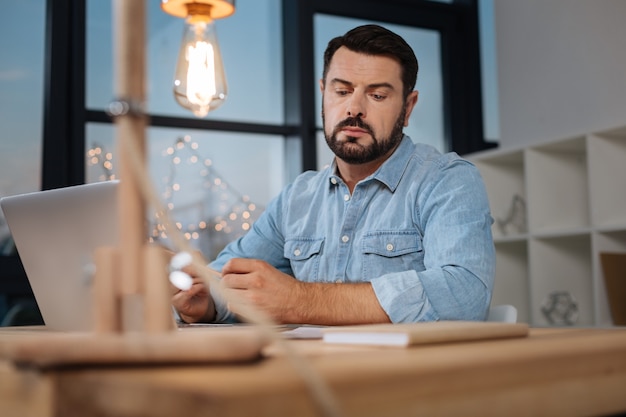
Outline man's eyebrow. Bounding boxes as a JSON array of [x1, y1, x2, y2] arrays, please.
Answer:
[[329, 78, 395, 90], [329, 78, 353, 87], [367, 82, 395, 91]]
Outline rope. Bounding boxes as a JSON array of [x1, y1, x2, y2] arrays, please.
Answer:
[[118, 118, 343, 417]]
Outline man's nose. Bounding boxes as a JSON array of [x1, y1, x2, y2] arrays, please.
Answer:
[[346, 94, 365, 118]]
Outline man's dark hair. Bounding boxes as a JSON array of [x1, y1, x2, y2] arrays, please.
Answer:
[[322, 24, 419, 98]]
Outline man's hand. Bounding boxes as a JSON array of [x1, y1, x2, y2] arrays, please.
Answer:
[[221, 258, 391, 325], [221, 258, 304, 324], [170, 264, 215, 323]]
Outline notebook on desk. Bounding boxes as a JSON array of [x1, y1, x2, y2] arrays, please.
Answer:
[[0, 181, 119, 331]]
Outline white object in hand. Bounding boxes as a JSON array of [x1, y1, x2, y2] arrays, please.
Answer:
[[170, 251, 193, 270], [169, 270, 193, 291]]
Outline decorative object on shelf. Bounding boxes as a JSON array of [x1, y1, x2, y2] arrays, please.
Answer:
[[161, 0, 235, 117], [541, 291, 579, 326], [600, 252, 626, 325], [496, 193, 526, 235]]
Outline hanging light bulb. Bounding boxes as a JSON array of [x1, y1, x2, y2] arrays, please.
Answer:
[[175, 15, 224, 117], [161, 0, 235, 117]]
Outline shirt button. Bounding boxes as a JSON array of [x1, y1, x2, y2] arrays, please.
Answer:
[[293, 249, 301, 256], [335, 279, 343, 284], [330, 178, 338, 185], [341, 235, 349, 243], [343, 194, 350, 201], [386, 243, 394, 251]]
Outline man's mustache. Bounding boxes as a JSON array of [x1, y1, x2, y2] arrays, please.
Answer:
[[333, 117, 375, 137]]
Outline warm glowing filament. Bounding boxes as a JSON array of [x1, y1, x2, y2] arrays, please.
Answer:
[[185, 40, 216, 108]]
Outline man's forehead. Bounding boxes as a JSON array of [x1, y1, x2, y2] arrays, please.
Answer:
[[327, 47, 402, 85]]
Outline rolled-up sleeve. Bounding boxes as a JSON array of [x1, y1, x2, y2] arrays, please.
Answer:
[[371, 158, 495, 323]]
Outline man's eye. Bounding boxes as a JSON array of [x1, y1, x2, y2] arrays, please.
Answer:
[[335, 89, 349, 96], [371, 94, 386, 101]]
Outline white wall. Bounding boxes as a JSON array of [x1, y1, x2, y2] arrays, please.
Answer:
[[494, 0, 626, 148]]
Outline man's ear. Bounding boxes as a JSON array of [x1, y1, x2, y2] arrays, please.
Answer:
[[403, 90, 419, 127], [319, 79, 325, 94]]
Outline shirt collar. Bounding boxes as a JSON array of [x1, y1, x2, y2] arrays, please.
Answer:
[[327, 135, 414, 192]]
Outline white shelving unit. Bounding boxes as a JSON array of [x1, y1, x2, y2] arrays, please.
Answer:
[[469, 125, 626, 326]]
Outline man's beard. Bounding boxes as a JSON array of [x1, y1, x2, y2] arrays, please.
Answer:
[[322, 105, 406, 165]]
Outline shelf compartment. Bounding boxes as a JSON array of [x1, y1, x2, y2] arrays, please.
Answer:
[[526, 137, 589, 233], [593, 229, 626, 326], [492, 240, 530, 323], [529, 234, 593, 326], [587, 127, 626, 228], [473, 150, 526, 239]]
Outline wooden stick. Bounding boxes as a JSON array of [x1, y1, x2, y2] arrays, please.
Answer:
[[113, 0, 146, 297], [93, 247, 121, 333], [143, 246, 176, 333]]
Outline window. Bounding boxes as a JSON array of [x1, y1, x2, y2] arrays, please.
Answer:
[[84, 0, 287, 256], [86, 0, 284, 125], [478, 0, 500, 142], [0, 0, 45, 323], [0, 0, 45, 234]]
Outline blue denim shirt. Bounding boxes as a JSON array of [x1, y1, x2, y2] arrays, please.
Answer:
[[210, 136, 495, 323]]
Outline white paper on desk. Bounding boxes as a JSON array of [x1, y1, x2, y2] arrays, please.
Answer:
[[281, 326, 325, 339], [321, 321, 529, 347], [323, 332, 410, 346]]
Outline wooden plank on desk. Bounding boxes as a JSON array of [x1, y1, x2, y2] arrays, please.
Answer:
[[0, 361, 53, 417], [0, 327, 268, 367]]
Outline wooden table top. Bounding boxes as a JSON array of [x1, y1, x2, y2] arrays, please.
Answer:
[[2, 326, 626, 417]]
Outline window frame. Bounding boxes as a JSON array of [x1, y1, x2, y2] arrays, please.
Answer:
[[43, 0, 493, 186]]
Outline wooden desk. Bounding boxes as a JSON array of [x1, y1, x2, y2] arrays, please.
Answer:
[[2, 327, 626, 417]]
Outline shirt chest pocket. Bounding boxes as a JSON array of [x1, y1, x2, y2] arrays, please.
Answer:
[[361, 231, 424, 278], [284, 238, 324, 282]]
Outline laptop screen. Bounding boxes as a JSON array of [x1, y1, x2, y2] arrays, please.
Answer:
[[0, 181, 119, 331]]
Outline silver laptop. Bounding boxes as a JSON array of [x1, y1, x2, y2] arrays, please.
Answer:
[[0, 181, 119, 331]]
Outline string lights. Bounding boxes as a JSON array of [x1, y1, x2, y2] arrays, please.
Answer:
[[86, 143, 116, 181], [86, 135, 262, 258]]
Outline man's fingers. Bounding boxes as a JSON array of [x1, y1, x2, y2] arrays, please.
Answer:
[[171, 278, 206, 296], [221, 273, 253, 290], [221, 258, 267, 275]]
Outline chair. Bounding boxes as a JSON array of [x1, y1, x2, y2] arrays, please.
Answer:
[[487, 304, 518, 323]]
